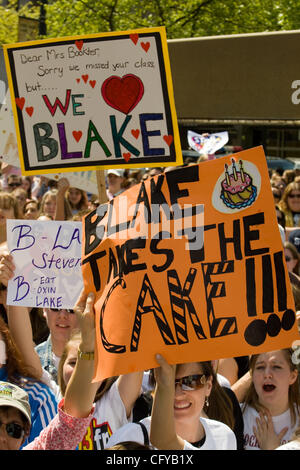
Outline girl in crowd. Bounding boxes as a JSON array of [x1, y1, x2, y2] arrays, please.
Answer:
[[0, 192, 23, 254], [284, 241, 300, 276], [38, 187, 73, 221], [21, 176, 33, 200], [23, 199, 40, 220], [107, 355, 237, 450], [242, 349, 299, 450], [0, 316, 58, 447], [66, 187, 89, 216], [11, 187, 27, 215], [278, 181, 300, 235]]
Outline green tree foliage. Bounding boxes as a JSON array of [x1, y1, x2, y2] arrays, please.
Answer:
[[2, 0, 300, 46], [44, 0, 300, 39], [0, 0, 39, 45]]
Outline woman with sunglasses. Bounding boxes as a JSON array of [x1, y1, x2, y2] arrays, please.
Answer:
[[107, 355, 237, 450], [284, 241, 300, 276], [278, 182, 300, 238]]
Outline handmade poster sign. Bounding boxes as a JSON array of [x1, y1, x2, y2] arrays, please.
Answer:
[[81, 146, 299, 381], [6, 219, 83, 309], [3, 27, 181, 175]]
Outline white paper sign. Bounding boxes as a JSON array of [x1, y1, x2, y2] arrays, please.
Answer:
[[7, 219, 83, 308], [188, 130, 229, 155]]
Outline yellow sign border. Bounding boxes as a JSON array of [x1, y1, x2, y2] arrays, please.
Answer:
[[3, 26, 182, 176]]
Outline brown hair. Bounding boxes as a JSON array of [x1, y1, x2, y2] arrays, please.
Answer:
[[0, 316, 40, 382], [66, 187, 89, 211], [279, 181, 300, 213], [57, 329, 117, 399], [198, 361, 235, 429], [0, 192, 23, 219], [243, 349, 300, 426], [284, 241, 300, 275]]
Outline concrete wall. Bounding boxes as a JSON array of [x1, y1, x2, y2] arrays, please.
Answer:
[[168, 30, 300, 121]]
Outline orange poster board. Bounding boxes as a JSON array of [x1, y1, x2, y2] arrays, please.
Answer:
[[81, 146, 299, 381]]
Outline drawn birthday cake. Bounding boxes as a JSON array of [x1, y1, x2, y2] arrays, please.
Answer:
[[220, 159, 257, 209]]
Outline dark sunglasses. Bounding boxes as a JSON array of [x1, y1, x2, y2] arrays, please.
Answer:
[[273, 193, 281, 199], [288, 193, 300, 199], [285, 256, 291, 262], [8, 183, 21, 188], [50, 308, 75, 314], [0, 421, 24, 439], [174, 374, 208, 391]]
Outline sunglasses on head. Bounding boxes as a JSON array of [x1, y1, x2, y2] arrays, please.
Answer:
[[174, 374, 208, 391], [0, 421, 24, 439], [49, 308, 74, 314]]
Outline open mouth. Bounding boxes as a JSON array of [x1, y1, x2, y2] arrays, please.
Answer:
[[263, 384, 276, 392]]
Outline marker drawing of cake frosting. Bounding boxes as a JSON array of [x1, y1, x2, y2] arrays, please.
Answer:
[[220, 158, 257, 209]]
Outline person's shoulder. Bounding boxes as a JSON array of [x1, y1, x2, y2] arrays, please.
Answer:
[[200, 416, 234, 434], [21, 377, 58, 402], [106, 420, 150, 449]]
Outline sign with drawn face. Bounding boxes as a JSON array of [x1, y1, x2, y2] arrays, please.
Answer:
[[3, 27, 181, 175], [81, 146, 299, 381], [6, 219, 83, 309]]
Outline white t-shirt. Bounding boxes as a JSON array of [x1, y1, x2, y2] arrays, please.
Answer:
[[242, 404, 300, 450], [106, 416, 237, 450], [78, 380, 130, 450], [276, 439, 300, 450], [41, 370, 130, 450]]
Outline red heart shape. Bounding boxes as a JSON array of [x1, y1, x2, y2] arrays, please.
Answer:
[[163, 135, 173, 147], [16, 97, 25, 110], [131, 129, 140, 139], [123, 152, 131, 162], [89, 80, 96, 88], [76, 78, 80, 83], [82, 74, 89, 83], [72, 130, 82, 142], [25, 107, 34, 117], [101, 74, 144, 115], [141, 42, 150, 52], [75, 40, 83, 51], [130, 34, 139, 45]]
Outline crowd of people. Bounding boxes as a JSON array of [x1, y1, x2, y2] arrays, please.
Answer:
[[0, 157, 299, 452]]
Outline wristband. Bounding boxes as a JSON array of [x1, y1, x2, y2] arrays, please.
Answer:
[[78, 347, 94, 361]]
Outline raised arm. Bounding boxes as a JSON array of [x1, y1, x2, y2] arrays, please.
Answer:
[[231, 370, 251, 403], [54, 177, 70, 221], [117, 370, 144, 419], [150, 354, 184, 450], [0, 253, 43, 378], [63, 291, 100, 418]]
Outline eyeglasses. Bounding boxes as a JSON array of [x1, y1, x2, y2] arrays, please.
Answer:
[[285, 256, 291, 262], [49, 308, 74, 314], [0, 421, 24, 439], [174, 374, 208, 391], [288, 193, 300, 199]]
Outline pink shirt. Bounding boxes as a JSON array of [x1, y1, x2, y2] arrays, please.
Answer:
[[24, 399, 94, 450]]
